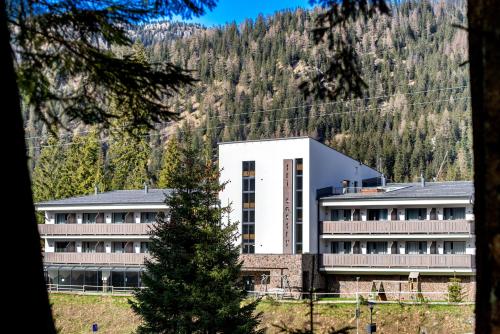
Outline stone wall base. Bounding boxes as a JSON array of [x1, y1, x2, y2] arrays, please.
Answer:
[[238, 255, 476, 301], [239, 254, 324, 294], [323, 274, 476, 301]]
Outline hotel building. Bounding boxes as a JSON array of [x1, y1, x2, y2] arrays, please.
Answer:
[[37, 137, 475, 298]]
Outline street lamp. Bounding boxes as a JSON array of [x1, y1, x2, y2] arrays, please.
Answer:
[[356, 277, 360, 334], [366, 301, 376, 333]]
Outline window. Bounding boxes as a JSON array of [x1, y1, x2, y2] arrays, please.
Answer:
[[405, 241, 427, 254], [242, 224, 255, 235], [242, 210, 255, 223], [331, 242, 339, 254], [243, 178, 255, 192], [405, 208, 427, 220], [443, 207, 466, 220], [296, 209, 303, 222], [141, 212, 157, 224], [390, 208, 398, 220], [296, 175, 303, 189], [430, 241, 437, 254], [55, 241, 75, 252], [295, 223, 302, 243], [113, 212, 133, 224], [242, 244, 255, 254], [113, 213, 126, 224], [353, 209, 361, 221], [82, 213, 97, 224], [242, 161, 255, 176], [331, 209, 352, 221], [429, 208, 437, 220], [343, 241, 352, 254], [367, 242, 388, 254], [55, 213, 66, 224], [242, 193, 255, 208], [112, 242, 133, 253], [242, 161, 255, 254], [140, 242, 150, 253], [367, 209, 388, 221], [82, 241, 104, 253], [55, 213, 76, 224], [331, 241, 352, 254], [444, 241, 466, 254]]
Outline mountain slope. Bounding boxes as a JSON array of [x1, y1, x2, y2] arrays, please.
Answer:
[[133, 0, 471, 182], [27, 0, 472, 187]]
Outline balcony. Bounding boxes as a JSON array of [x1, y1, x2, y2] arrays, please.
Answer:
[[320, 220, 474, 235], [320, 254, 475, 269], [38, 223, 154, 236], [43, 252, 147, 265]]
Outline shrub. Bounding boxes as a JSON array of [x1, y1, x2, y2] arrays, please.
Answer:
[[447, 278, 464, 303]]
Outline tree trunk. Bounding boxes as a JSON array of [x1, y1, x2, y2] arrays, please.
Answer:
[[0, 2, 56, 332], [468, 0, 500, 332]]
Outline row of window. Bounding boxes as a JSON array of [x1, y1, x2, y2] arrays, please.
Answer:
[[54, 241, 150, 253], [295, 158, 303, 254], [330, 207, 466, 221], [329, 241, 466, 255], [45, 268, 143, 288], [55, 212, 158, 224], [242, 161, 256, 254]]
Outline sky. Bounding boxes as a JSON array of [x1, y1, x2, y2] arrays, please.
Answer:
[[177, 0, 313, 27]]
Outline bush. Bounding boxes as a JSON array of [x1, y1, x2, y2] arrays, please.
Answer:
[[447, 278, 464, 303], [358, 295, 369, 305]]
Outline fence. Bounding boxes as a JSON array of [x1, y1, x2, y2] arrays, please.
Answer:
[[246, 290, 474, 304], [46, 283, 144, 295]]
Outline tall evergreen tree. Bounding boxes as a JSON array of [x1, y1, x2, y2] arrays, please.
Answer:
[[157, 137, 181, 188], [131, 135, 261, 334], [2, 0, 217, 331], [32, 136, 66, 202], [107, 130, 151, 190], [62, 130, 106, 196]]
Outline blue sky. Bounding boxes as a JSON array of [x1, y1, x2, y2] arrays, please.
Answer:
[[177, 0, 313, 27]]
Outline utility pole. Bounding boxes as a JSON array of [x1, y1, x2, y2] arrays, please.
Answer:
[[356, 276, 360, 334]]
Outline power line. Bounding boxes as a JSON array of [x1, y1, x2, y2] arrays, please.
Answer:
[[27, 96, 471, 151], [24, 85, 469, 142], [205, 96, 471, 133], [203, 85, 469, 121]]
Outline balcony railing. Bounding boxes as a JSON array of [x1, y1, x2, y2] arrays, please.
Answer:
[[320, 220, 474, 235], [43, 252, 147, 265], [38, 223, 154, 236], [320, 254, 475, 269]]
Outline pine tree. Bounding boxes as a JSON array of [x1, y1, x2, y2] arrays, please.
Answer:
[[32, 136, 66, 202], [107, 130, 151, 190], [63, 130, 106, 196], [131, 135, 261, 333], [157, 137, 181, 188], [105, 40, 154, 190]]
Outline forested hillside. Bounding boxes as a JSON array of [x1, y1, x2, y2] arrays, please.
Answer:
[[28, 0, 472, 201]]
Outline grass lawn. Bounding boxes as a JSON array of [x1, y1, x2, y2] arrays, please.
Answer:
[[50, 293, 474, 333]]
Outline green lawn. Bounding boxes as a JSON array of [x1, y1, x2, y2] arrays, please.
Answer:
[[50, 293, 475, 333]]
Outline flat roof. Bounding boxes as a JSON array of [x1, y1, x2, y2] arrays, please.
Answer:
[[217, 136, 311, 145], [36, 189, 172, 207], [320, 181, 474, 201], [218, 136, 380, 174]]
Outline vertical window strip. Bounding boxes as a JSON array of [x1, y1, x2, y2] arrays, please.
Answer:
[[295, 158, 303, 254], [242, 161, 255, 254]]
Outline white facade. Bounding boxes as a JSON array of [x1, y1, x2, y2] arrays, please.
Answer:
[[218, 137, 380, 254]]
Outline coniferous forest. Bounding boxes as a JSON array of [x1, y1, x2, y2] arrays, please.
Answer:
[[27, 0, 472, 202]]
